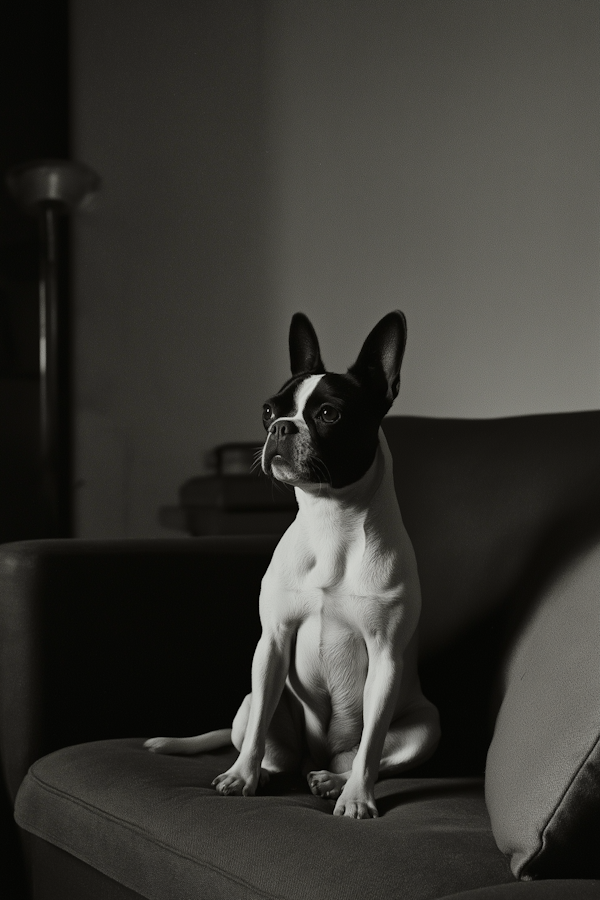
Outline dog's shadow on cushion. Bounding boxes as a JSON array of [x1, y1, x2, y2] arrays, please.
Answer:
[[375, 778, 484, 817], [261, 772, 483, 818]]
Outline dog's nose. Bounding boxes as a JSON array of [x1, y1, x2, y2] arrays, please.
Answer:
[[269, 419, 299, 439]]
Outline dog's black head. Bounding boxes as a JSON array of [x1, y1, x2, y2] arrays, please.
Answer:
[[261, 311, 407, 489]]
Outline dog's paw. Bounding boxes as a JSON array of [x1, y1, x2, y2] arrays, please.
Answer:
[[211, 772, 248, 796], [333, 781, 378, 819], [307, 770, 347, 800], [211, 762, 268, 797]]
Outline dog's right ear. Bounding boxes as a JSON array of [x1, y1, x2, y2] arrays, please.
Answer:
[[289, 313, 326, 376], [348, 310, 407, 408]]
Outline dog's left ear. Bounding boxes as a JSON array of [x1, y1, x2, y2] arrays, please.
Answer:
[[289, 313, 326, 376], [348, 311, 407, 406]]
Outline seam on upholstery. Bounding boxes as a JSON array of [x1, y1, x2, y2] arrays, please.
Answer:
[[522, 728, 600, 878], [20, 768, 288, 900]]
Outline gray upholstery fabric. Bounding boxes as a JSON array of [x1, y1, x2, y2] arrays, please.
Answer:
[[16, 739, 512, 900]]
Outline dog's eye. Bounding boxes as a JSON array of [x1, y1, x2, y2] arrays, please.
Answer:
[[262, 404, 274, 421], [318, 406, 340, 424]]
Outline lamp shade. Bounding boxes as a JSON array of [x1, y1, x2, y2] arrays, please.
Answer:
[[6, 159, 100, 211]]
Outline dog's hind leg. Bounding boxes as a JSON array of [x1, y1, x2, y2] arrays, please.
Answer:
[[307, 745, 358, 799], [231, 690, 305, 777], [211, 689, 304, 796], [308, 700, 440, 800], [143, 693, 253, 756], [379, 699, 441, 775], [145, 688, 304, 777], [144, 729, 233, 755]]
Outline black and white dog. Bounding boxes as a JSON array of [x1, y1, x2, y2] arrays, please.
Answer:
[[146, 312, 439, 819]]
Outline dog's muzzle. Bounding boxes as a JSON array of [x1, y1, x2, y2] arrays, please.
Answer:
[[262, 418, 308, 483]]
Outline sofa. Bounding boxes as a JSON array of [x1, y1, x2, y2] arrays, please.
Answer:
[[1, 412, 600, 900]]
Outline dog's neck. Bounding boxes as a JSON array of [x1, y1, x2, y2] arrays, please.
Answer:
[[293, 429, 392, 525]]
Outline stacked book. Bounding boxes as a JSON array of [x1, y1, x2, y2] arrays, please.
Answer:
[[159, 443, 297, 536]]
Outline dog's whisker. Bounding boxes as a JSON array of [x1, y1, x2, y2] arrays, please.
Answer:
[[250, 447, 266, 476]]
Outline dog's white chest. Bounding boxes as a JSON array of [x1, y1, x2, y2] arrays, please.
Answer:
[[283, 508, 406, 597], [294, 536, 364, 593]]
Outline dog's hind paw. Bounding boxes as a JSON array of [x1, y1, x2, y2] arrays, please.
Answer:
[[144, 737, 178, 754], [307, 770, 347, 799]]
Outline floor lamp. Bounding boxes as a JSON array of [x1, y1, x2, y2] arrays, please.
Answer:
[[6, 159, 100, 536]]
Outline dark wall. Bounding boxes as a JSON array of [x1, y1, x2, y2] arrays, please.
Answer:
[[0, 0, 69, 543], [0, 8, 69, 890]]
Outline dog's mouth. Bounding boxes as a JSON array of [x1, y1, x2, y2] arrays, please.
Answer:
[[262, 429, 326, 485], [266, 453, 300, 484], [262, 438, 303, 484]]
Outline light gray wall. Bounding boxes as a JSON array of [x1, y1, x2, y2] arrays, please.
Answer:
[[72, 0, 600, 538], [264, 0, 600, 412]]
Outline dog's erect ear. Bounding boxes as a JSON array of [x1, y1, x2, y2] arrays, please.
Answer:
[[289, 313, 326, 376], [348, 311, 407, 406]]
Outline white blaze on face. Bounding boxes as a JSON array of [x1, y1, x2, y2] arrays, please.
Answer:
[[288, 374, 325, 422], [262, 374, 325, 475]]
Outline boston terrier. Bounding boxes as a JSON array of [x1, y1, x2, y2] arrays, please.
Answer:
[[146, 311, 440, 819]]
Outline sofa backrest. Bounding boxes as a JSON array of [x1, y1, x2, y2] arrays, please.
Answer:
[[1, 413, 598, 795], [382, 410, 600, 774]]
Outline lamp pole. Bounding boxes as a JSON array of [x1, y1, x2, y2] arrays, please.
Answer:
[[6, 160, 100, 536]]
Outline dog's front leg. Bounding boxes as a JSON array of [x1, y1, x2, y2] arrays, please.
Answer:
[[334, 646, 403, 819], [212, 625, 293, 797]]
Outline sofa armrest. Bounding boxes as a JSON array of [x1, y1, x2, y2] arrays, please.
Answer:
[[0, 536, 276, 802]]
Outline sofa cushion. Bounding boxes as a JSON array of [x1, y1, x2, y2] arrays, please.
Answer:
[[485, 538, 600, 880], [16, 739, 512, 900]]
